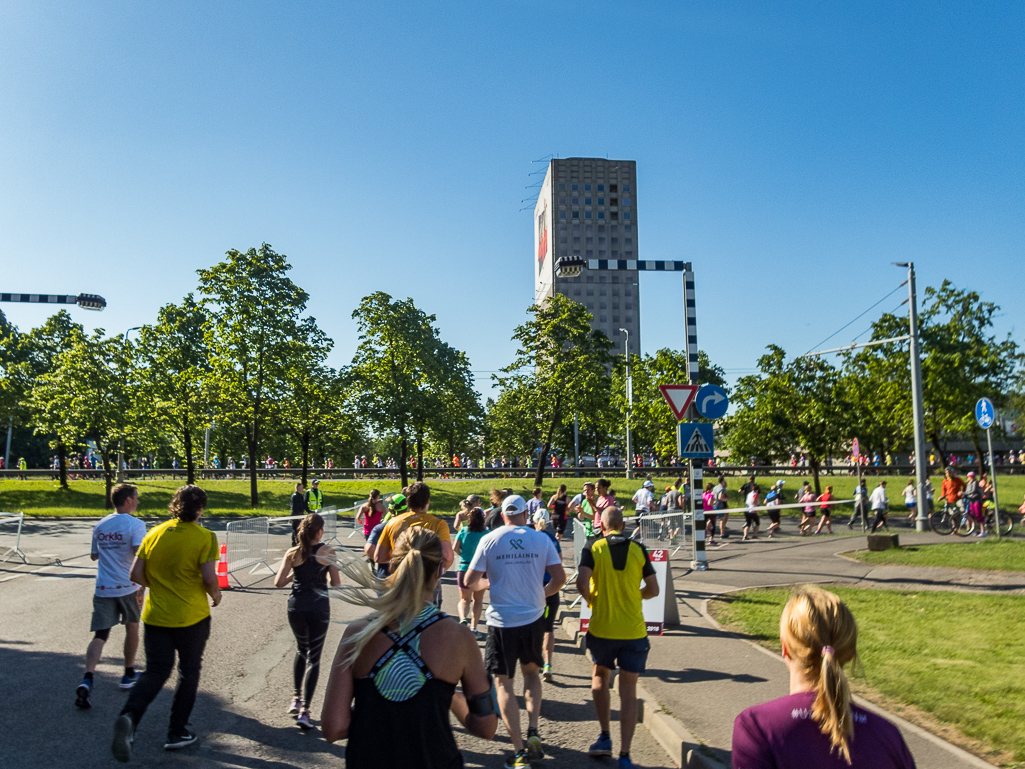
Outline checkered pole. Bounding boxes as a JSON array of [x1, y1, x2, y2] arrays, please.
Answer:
[[683, 264, 708, 571]]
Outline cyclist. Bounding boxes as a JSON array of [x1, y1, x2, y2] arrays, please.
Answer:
[[940, 467, 965, 518]]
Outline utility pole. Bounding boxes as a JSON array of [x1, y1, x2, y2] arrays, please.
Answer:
[[573, 414, 580, 470], [621, 329, 633, 480], [896, 263, 929, 533], [4, 416, 12, 470]]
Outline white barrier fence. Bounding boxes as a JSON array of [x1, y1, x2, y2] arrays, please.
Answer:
[[224, 517, 273, 586], [0, 512, 27, 564], [633, 511, 691, 556]]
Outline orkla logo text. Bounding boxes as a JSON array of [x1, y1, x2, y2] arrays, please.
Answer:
[[97, 532, 124, 542]]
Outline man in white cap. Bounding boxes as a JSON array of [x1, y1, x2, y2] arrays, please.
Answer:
[[465, 495, 566, 769], [631, 480, 655, 516]]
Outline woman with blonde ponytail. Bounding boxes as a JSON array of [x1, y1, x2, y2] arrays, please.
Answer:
[[321, 527, 497, 767], [731, 587, 915, 768], [274, 513, 341, 729]]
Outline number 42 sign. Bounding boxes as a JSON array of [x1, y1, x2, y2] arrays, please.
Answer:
[[580, 548, 670, 636]]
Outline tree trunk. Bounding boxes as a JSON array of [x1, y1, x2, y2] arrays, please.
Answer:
[[301, 432, 310, 488], [57, 441, 69, 490], [247, 424, 259, 508], [929, 433, 947, 469], [398, 424, 409, 488], [971, 432, 985, 475], [184, 427, 196, 485], [101, 451, 114, 509], [809, 455, 822, 496], [416, 432, 424, 482], [535, 400, 562, 487]]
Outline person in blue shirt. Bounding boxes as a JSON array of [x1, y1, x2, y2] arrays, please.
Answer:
[[454, 507, 488, 638]]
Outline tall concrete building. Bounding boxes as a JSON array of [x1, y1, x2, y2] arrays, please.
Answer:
[[534, 158, 640, 354]]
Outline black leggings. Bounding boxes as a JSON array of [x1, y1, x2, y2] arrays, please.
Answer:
[[288, 609, 330, 707]]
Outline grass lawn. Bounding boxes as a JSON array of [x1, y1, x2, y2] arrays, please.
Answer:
[[710, 587, 1025, 765], [3, 472, 1025, 519], [849, 538, 1025, 572]]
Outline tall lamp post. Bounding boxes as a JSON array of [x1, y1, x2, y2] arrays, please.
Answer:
[[894, 263, 929, 532], [621, 328, 633, 480]]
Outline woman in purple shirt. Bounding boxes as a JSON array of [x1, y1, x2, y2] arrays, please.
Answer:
[[732, 587, 915, 768]]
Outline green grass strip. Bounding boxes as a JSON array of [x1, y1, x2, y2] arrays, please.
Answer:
[[849, 539, 1025, 572]]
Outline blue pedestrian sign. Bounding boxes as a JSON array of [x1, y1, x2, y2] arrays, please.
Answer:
[[678, 423, 715, 458], [695, 384, 729, 420], [976, 397, 995, 430]]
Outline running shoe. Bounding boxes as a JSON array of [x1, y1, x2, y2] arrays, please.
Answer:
[[164, 728, 198, 750], [111, 714, 134, 763], [296, 710, 313, 730], [526, 733, 544, 760], [505, 749, 531, 768], [618, 756, 636, 769], [287, 696, 302, 714], [589, 734, 613, 756], [119, 671, 142, 690], [75, 678, 92, 709], [542, 663, 552, 682]]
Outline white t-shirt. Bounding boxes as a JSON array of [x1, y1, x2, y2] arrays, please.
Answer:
[[467, 525, 561, 628], [91, 512, 147, 597], [903, 486, 916, 505], [745, 491, 758, 509], [632, 487, 653, 512], [870, 486, 889, 510]]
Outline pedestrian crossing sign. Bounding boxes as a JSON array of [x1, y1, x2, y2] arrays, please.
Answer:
[[677, 423, 714, 458]]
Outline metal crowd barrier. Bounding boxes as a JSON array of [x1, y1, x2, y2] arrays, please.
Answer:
[[318, 506, 340, 545], [633, 511, 691, 556], [0, 512, 27, 564], [224, 517, 273, 586]]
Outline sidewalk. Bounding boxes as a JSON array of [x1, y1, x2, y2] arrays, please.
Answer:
[[573, 527, 1016, 768]]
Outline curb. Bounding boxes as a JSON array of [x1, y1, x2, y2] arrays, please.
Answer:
[[700, 589, 1001, 769], [559, 614, 728, 769]]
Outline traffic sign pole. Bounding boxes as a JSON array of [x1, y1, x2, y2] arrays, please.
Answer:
[[682, 265, 707, 571], [977, 398, 1001, 539]]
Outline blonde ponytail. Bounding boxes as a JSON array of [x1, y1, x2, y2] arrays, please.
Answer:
[[780, 587, 858, 764], [332, 527, 443, 667]]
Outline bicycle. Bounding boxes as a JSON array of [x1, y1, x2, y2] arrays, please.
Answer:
[[930, 501, 961, 535], [980, 502, 1013, 537]]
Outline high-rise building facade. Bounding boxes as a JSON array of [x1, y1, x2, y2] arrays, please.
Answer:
[[534, 158, 640, 354]]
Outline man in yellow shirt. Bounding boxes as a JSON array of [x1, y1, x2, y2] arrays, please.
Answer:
[[576, 507, 659, 769], [111, 485, 220, 762]]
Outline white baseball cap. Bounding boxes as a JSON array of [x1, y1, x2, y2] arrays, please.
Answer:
[[532, 508, 551, 526], [643, 480, 654, 488], [501, 495, 528, 515]]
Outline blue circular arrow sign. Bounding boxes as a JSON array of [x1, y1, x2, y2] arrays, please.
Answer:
[[695, 384, 729, 420], [976, 397, 995, 429]]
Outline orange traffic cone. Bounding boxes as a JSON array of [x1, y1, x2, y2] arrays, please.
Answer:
[[217, 541, 230, 589]]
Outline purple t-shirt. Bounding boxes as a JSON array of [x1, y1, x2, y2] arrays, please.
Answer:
[[732, 691, 915, 769]]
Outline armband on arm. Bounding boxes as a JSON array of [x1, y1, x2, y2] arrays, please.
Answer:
[[466, 674, 498, 717]]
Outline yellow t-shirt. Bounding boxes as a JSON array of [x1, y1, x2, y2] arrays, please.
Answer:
[[138, 518, 219, 627], [583, 532, 655, 640], [378, 511, 451, 552]]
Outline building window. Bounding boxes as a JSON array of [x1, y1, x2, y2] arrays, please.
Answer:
[[612, 288, 620, 296], [586, 250, 593, 257], [611, 237, 619, 244], [559, 211, 566, 219], [623, 198, 632, 206], [599, 249, 606, 256], [599, 315, 607, 322], [586, 237, 593, 244], [610, 197, 618, 206], [586, 289, 594, 296], [558, 183, 565, 191], [559, 197, 566, 204], [611, 250, 618, 256], [598, 237, 606, 244], [597, 212, 605, 219], [573, 236, 581, 244], [574, 249, 581, 255], [624, 212, 631, 220], [611, 212, 618, 220], [599, 302, 607, 309], [625, 250, 633, 256], [585, 198, 591, 205], [585, 211, 592, 219], [611, 274, 619, 283], [625, 316, 633, 323], [572, 211, 579, 219], [598, 184, 605, 191], [599, 275, 607, 283], [611, 225, 618, 232], [573, 289, 581, 296], [623, 184, 630, 192], [586, 275, 594, 283], [572, 197, 579, 204], [612, 328, 619, 335], [598, 198, 604, 205], [612, 302, 620, 309], [612, 315, 619, 323], [572, 184, 578, 191], [625, 238, 632, 244], [585, 184, 592, 191], [598, 225, 605, 232], [610, 184, 618, 193]]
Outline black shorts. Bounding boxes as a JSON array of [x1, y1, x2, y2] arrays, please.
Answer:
[[586, 634, 650, 674], [744, 512, 760, 526], [768, 509, 781, 524], [819, 509, 831, 518], [551, 513, 567, 536], [485, 615, 545, 677], [542, 591, 559, 632]]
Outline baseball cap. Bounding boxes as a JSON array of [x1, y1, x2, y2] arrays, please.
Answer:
[[532, 508, 551, 527], [501, 494, 528, 515], [967, 471, 975, 477], [390, 494, 408, 514], [643, 480, 654, 489], [776, 480, 785, 487], [311, 479, 319, 485]]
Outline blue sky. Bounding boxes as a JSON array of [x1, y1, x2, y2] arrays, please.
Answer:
[[2, 1, 1022, 399]]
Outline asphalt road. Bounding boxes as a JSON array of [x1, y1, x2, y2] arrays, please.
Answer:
[[0, 518, 672, 769]]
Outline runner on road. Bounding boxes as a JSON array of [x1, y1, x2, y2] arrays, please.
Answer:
[[846, 480, 869, 531], [869, 481, 890, 532], [743, 487, 760, 540], [547, 484, 569, 542], [356, 489, 385, 539], [765, 480, 784, 538], [815, 486, 834, 535], [274, 512, 341, 729], [75, 483, 147, 709], [464, 495, 566, 769], [576, 507, 659, 769], [111, 485, 221, 762], [290, 481, 311, 546], [454, 506, 488, 638]]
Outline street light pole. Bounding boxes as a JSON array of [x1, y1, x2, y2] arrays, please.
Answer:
[[621, 329, 633, 480], [895, 263, 929, 532]]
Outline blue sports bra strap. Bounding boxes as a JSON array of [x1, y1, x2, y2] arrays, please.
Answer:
[[369, 611, 447, 678]]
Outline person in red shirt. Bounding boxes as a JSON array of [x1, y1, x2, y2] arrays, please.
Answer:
[[815, 486, 834, 534], [940, 467, 966, 511]]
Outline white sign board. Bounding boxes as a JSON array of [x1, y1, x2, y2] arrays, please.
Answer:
[[580, 548, 670, 635]]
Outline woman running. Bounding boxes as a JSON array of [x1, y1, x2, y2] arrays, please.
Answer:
[[703, 483, 716, 545], [731, 587, 915, 768], [454, 506, 488, 637], [321, 528, 497, 767], [902, 480, 917, 524], [765, 480, 784, 538], [548, 484, 569, 542], [274, 513, 341, 729], [815, 486, 834, 534], [743, 486, 760, 540], [798, 485, 817, 535], [356, 489, 386, 539]]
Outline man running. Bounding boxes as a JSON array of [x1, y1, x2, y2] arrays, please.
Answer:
[[111, 485, 221, 761], [576, 507, 659, 769], [464, 495, 566, 768], [631, 480, 655, 518], [869, 480, 890, 532], [75, 484, 147, 709]]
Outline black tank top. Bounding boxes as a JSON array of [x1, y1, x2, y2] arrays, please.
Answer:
[[288, 542, 329, 613], [552, 496, 568, 517], [346, 611, 461, 769]]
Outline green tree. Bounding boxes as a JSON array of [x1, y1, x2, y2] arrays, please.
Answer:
[[136, 295, 210, 485], [425, 346, 483, 475], [496, 294, 613, 486], [198, 244, 312, 508], [346, 292, 469, 486], [28, 330, 134, 506]]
